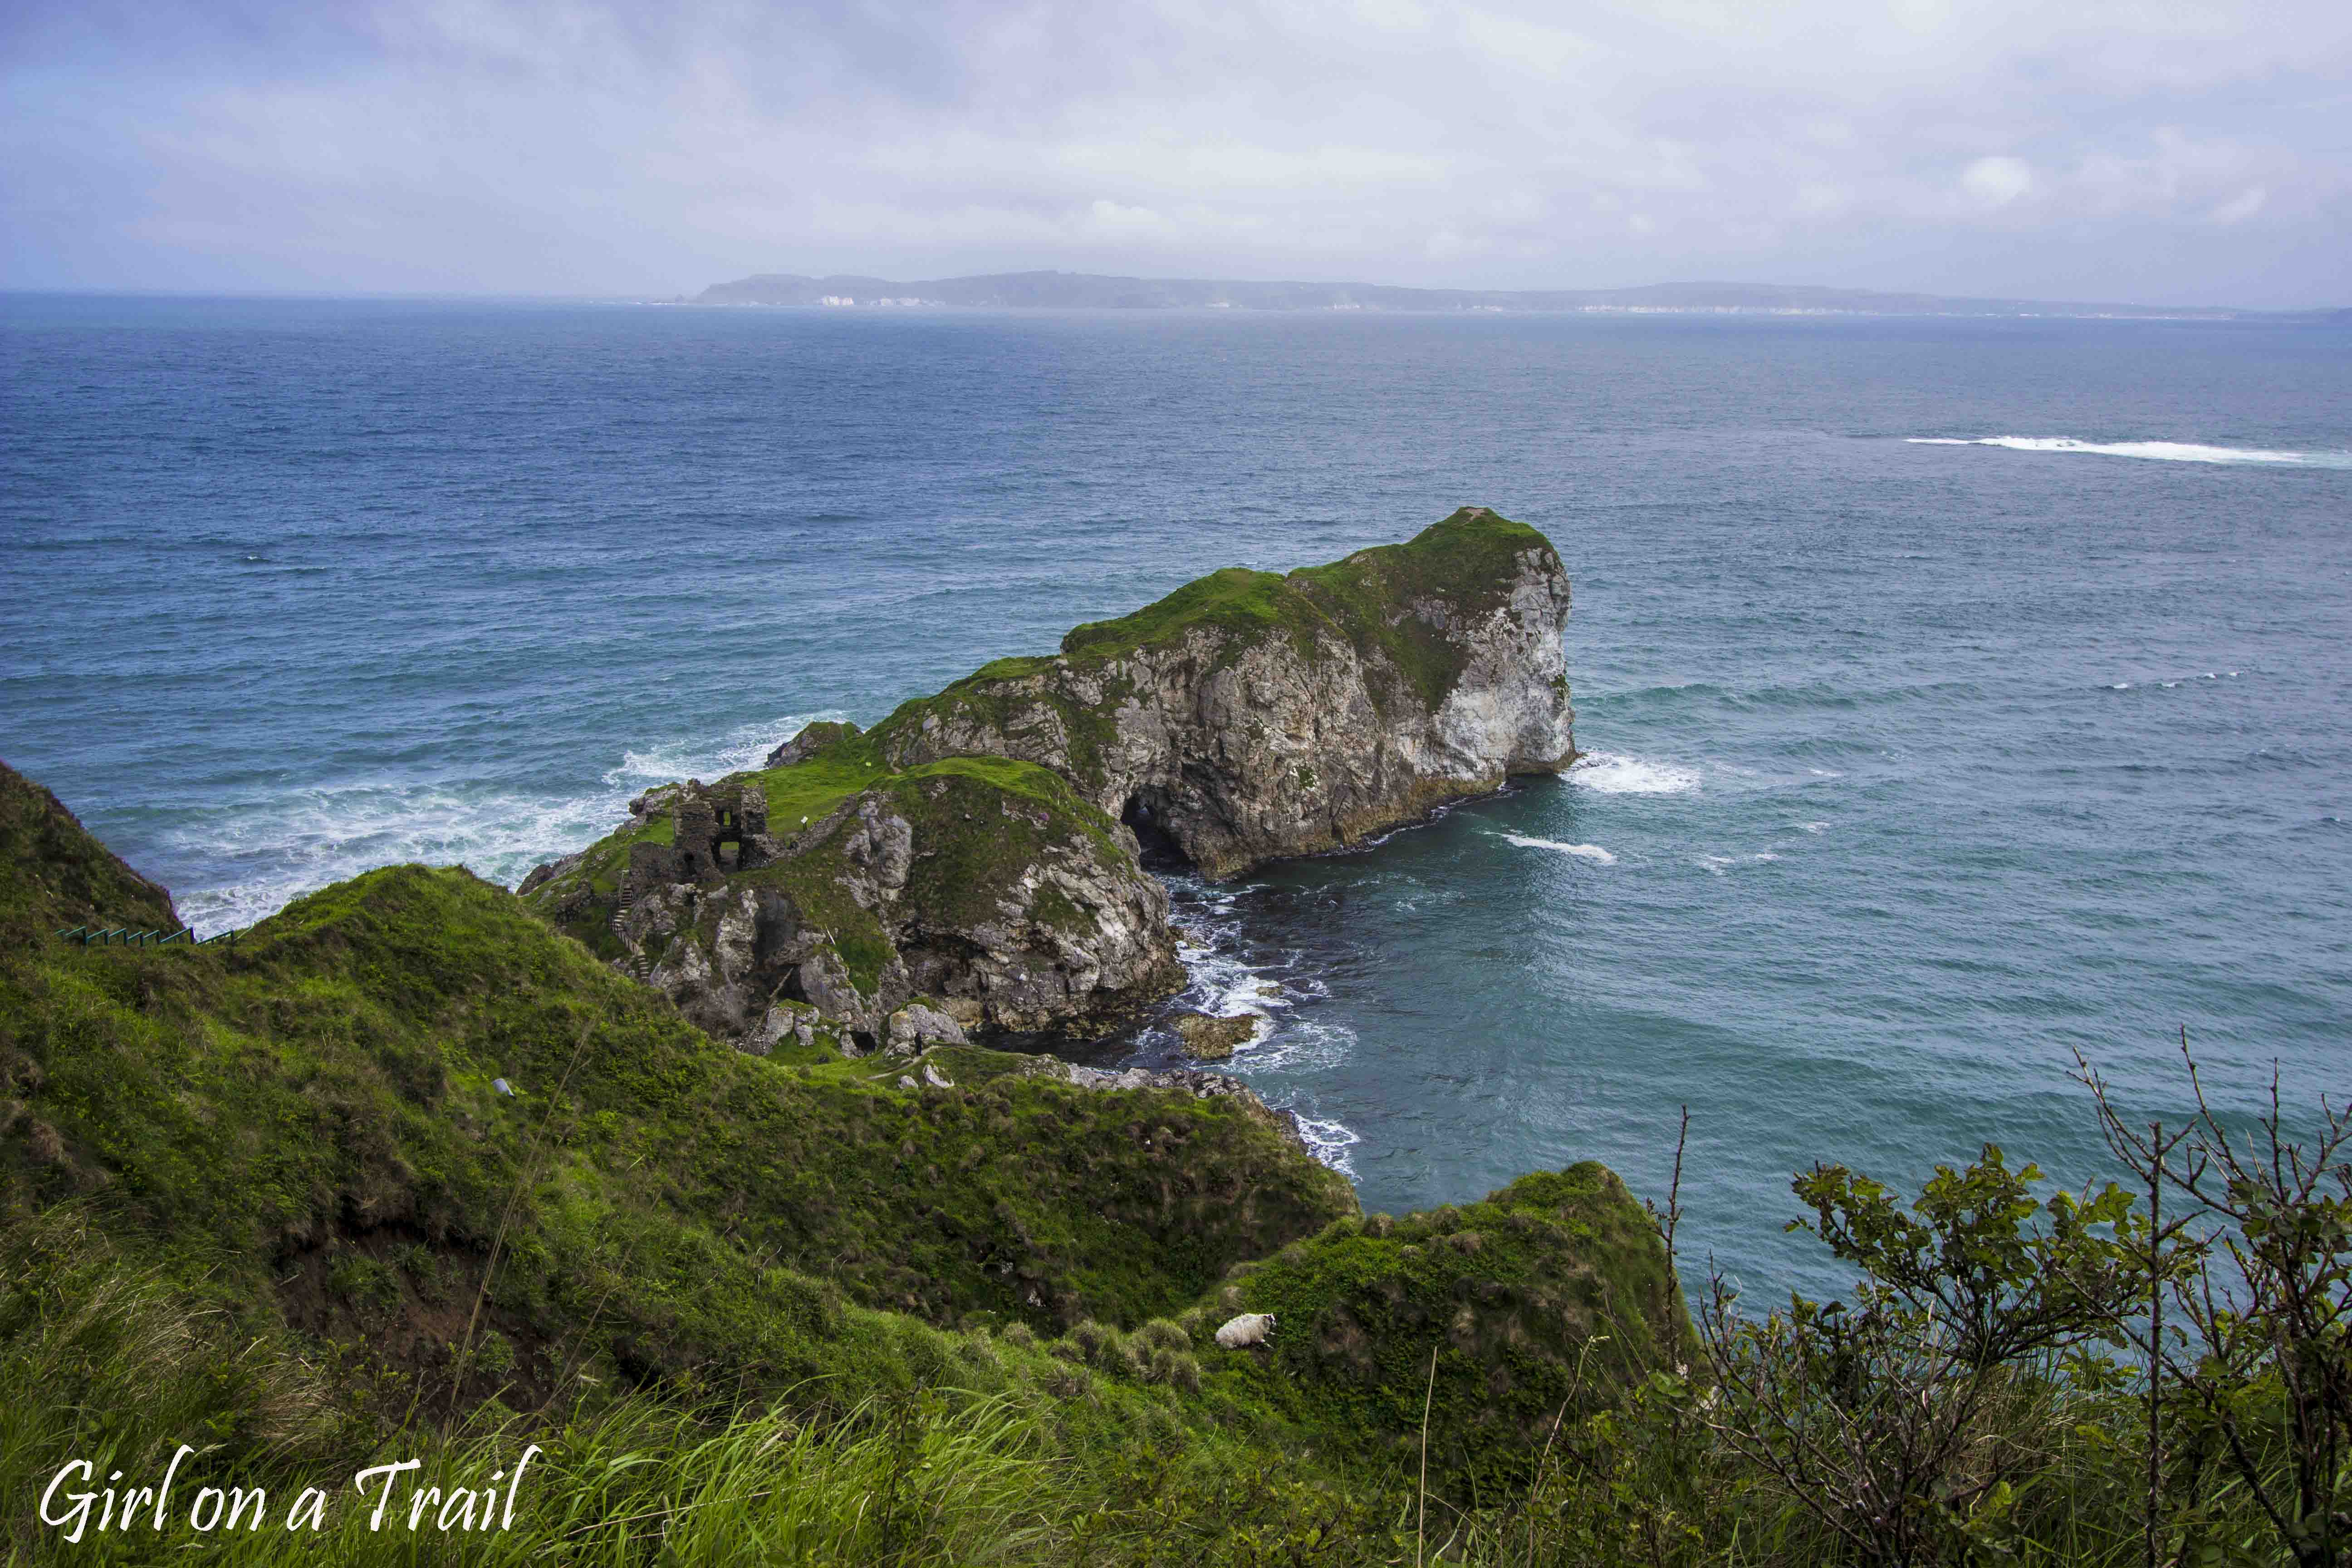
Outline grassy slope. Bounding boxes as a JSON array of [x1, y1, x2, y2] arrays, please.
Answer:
[[0, 767, 1352, 1396], [1209, 1168, 1693, 1485], [2, 760, 1698, 1563], [0, 765, 178, 938]]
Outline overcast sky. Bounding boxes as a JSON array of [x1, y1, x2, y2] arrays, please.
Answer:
[[3, 0, 2346, 306]]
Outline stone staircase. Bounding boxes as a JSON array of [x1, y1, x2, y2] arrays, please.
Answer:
[[610, 885, 652, 981]]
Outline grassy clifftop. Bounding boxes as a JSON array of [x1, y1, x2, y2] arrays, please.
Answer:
[[0, 764, 1350, 1406], [1208, 1166, 1692, 1484], [0, 760, 1727, 1563], [1055, 507, 1554, 674], [0, 763, 177, 939]]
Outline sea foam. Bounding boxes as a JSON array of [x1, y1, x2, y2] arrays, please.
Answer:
[[1568, 752, 1700, 795], [1908, 436, 2352, 468], [1289, 1114, 1363, 1176], [1497, 832, 1617, 864], [1698, 852, 1781, 875], [168, 711, 850, 935]]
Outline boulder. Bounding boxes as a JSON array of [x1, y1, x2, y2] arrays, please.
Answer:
[[1171, 1011, 1258, 1060], [764, 719, 862, 769]]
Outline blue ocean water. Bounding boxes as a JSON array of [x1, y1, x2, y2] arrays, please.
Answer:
[[5, 295, 2347, 1297]]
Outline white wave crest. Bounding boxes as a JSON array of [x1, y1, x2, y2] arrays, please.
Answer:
[[1568, 752, 1699, 795], [1697, 852, 1781, 876], [1495, 832, 1616, 864], [1288, 1113, 1362, 1176], [609, 710, 851, 789], [166, 711, 847, 934], [1908, 436, 2352, 468]]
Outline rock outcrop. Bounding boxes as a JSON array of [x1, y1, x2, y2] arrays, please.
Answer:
[[522, 506, 1573, 1049], [524, 754, 1183, 1051], [868, 507, 1573, 878], [1171, 1012, 1258, 1060]]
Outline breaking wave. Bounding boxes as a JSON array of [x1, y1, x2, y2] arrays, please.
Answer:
[[1698, 852, 1781, 876], [1908, 437, 2352, 468], [1568, 752, 1700, 795], [167, 712, 847, 935], [1154, 876, 1363, 1174], [1290, 1114, 1362, 1176]]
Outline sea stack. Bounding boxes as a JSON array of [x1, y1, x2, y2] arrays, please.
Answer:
[[872, 505, 1575, 878]]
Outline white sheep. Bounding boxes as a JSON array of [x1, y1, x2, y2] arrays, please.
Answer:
[[1215, 1312, 1276, 1349]]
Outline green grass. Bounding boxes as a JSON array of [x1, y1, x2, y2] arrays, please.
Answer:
[[1202, 1166, 1692, 1488], [723, 730, 893, 833], [1058, 566, 1333, 668], [27, 738, 2313, 1566], [1054, 508, 1553, 698], [0, 760, 1704, 1565], [0, 766, 179, 940], [0, 1203, 1415, 1566]]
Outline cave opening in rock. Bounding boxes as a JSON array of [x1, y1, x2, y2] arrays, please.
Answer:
[[1121, 791, 1189, 872]]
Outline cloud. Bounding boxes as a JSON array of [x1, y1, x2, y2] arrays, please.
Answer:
[[1960, 156, 2035, 208], [1, 0, 2347, 304], [2207, 186, 2266, 225]]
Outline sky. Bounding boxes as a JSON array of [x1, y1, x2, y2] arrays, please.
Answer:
[[2, 0, 2347, 307]]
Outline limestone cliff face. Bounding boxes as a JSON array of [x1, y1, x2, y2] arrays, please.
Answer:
[[524, 759, 1182, 1052], [869, 507, 1574, 878]]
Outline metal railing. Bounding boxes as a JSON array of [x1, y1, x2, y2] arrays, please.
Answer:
[[52, 925, 240, 948]]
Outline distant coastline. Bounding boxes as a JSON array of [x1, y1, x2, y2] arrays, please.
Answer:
[[687, 269, 2347, 321]]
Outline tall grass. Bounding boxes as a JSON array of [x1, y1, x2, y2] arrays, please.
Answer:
[[1, 1206, 1387, 1565], [7, 1068, 2340, 1568]]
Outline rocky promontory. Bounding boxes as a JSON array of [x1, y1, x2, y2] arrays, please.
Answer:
[[522, 506, 1573, 1050], [523, 752, 1183, 1051], [870, 506, 1574, 878]]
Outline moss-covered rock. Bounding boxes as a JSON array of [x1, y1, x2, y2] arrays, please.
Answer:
[[870, 507, 1576, 878], [1172, 1012, 1259, 1060], [523, 735, 1183, 1047]]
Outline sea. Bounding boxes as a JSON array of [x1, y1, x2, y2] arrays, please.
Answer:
[[5, 294, 2347, 1300]]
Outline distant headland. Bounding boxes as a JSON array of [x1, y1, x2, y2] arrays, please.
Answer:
[[690, 269, 2346, 320]]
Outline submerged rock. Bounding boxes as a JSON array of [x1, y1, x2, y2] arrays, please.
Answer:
[[1171, 1011, 1258, 1060]]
